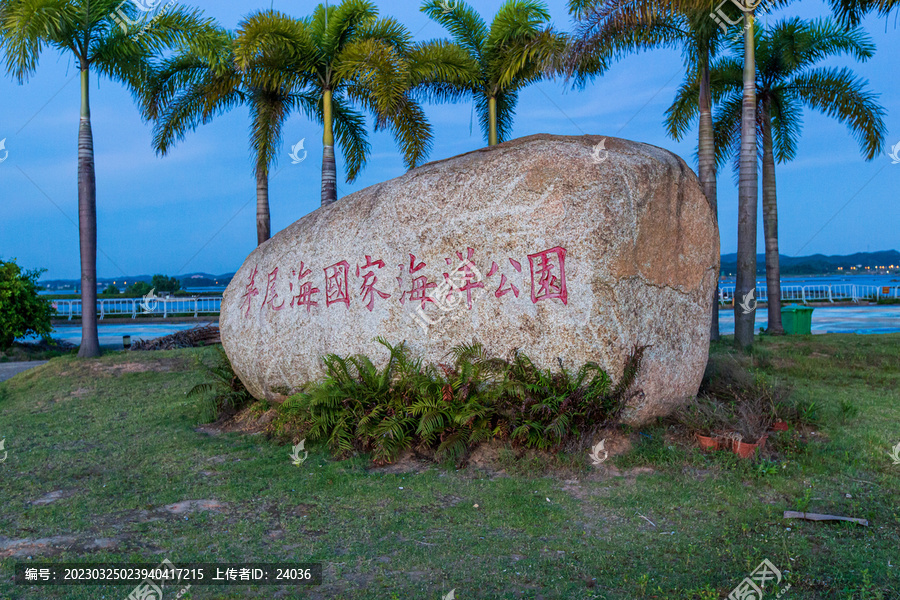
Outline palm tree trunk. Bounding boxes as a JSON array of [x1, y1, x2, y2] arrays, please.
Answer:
[[698, 50, 720, 342], [77, 66, 101, 358], [761, 100, 783, 334], [488, 96, 498, 146], [734, 11, 759, 349], [321, 88, 337, 206], [256, 166, 271, 245]]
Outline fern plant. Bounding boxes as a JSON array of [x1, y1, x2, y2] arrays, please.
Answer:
[[409, 341, 506, 464], [187, 346, 254, 422], [499, 346, 647, 450], [280, 340, 646, 464], [282, 338, 421, 463]]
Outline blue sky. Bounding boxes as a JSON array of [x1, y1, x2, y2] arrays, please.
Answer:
[[0, 0, 897, 280]]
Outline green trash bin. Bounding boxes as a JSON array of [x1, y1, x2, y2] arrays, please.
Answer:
[[781, 304, 814, 335]]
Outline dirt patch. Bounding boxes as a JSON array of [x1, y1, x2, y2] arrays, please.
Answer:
[[367, 450, 432, 474], [196, 406, 278, 436], [468, 442, 506, 470], [434, 494, 464, 508], [603, 465, 655, 479], [30, 490, 78, 506], [0, 535, 122, 559], [87, 357, 187, 376], [682, 466, 718, 481], [288, 503, 318, 517], [563, 465, 657, 494], [162, 499, 226, 514], [99, 499, 229, 529], [585, 428, 633, 465]]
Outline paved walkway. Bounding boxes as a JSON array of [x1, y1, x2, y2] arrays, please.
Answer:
[[0, 361, 48, 383]]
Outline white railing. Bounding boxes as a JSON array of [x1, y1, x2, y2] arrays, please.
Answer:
[[49, 285, 900, 318], [51, 297, 223, 320], [719, 285, 900, 305]]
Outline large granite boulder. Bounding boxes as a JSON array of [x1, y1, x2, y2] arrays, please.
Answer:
[[220, 134, 719, 424]]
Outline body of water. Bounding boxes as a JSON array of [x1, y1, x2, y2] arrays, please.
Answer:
[[718, 306, 900, 335], [718, 274, 899, 288], [18, 305, 898, 349], [19, 322, 214, 348]]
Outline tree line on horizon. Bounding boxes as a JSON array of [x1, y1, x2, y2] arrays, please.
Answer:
[[0, 0, 893, 357]]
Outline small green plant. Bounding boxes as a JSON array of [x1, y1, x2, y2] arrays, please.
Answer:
[[755, 460, 779, 477], [795, 487, 813, 512], [687, 584, 719, 600], [855, 569, 885, 600], [187, 346, 254, 423], [837, 399, 860, 423], [795, 399, 820, 425], [635, 572, 650, 596]]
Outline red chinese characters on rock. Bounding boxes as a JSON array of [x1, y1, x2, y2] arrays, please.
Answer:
[[239, 245, 569, 318], [289, 262, 320, 312], [324, 260, 351, 308], [261, 267, 286, 311], [239, 266, 260, 317], [487, 257, 523, 298], [528, 246, 567, 305], [398, 253, 437, 309], [443, 247, 484, 309], [356, 255, 391, 311]]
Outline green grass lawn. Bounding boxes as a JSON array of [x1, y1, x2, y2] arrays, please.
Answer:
[[0, 335, 898, 599]]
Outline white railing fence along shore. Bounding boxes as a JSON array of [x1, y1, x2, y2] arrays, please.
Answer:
[[719, 284, 900, 305], [51, 297, 223, 320], [49, 285, 900, 320]]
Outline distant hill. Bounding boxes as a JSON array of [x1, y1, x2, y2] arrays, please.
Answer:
[[720, 250, 900, 275], [40, 272, 235, 291]]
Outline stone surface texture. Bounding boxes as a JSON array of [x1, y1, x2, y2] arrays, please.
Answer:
[[220, 134, 719, 424]]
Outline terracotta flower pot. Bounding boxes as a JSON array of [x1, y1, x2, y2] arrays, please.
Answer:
[[772, 421, 789, 432], [695, 433, 720, 451], [732, 434, 769, 459]]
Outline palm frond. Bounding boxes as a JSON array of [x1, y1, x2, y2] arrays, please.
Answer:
[[316, 0, 378, 60], [786, 66, 885, 160], [330, 93, 370, 181], [421, 0, 488, 60]]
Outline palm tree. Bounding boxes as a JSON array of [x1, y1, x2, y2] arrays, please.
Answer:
[[733, 0, 760, 349], [421, 0, 565, 147], [142, 26, 301, 245], [0, 0, 211, 358], [699, 18, 885, 334], [565, 0, 728, 340], [235, 2, 462, 207]]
